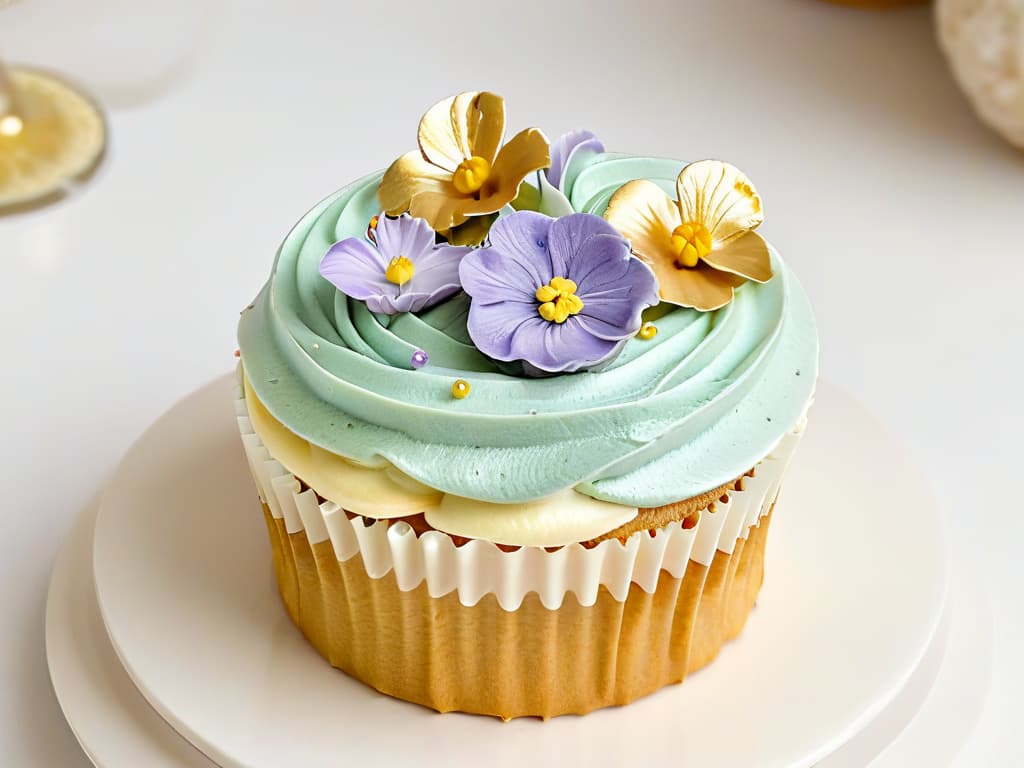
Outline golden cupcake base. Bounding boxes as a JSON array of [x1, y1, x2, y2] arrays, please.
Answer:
[[262, 503, 773, 720]]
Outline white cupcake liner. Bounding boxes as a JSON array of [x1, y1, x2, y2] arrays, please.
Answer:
[[235, 386, 807, 611]]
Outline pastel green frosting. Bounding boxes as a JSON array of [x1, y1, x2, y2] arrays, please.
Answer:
[[237, 153, 818, 506]]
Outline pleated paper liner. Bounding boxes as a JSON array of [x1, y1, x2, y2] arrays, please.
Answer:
[[236, 387, 807, 719]]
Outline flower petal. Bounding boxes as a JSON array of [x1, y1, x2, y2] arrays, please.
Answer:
[[319, 238, 394, 300], [603, 179, 680, 265], [701, 230, 773, 283], [410, 244, 471, 294], [409, 128, 550, 231], [652, 262, 742, 312], [378, 150, 453, 218], [574, 248, 660, 341], [547, 213, 623, 278], [465, 298, 540, 360], [454, 91, 505, 166], [418, 91, 505, 172], [488, 128, 551, 202], [415, 283, 464, 312], [547, 129, 604, 189], [379, 283, 462, 315], [676, 160, 763, 246], [459, 216, 552, 304], [366, 294, 406, 314], [407, 189, 469, 232], [373, 213, 437, 262], [417, 95, 466, 172], [482, 210, 554, 290], [512, 317, 621, 373], [444, 213, 498, 246]]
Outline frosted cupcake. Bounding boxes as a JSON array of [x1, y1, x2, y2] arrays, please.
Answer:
[[236, 91, 817, 719]]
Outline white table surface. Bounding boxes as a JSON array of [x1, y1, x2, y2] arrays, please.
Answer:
[[1, 0, 1018, 765]]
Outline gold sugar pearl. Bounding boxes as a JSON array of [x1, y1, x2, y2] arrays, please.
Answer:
[[638, 322, 658, 340], [451, 379, 471, 399]]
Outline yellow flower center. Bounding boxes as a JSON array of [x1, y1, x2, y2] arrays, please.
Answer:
[[535, 276, 584, 324], [452, 155, 492, 195], [385, 255, 415, 285], [638, 322, 658, 340], [670, 222, 712, 269]]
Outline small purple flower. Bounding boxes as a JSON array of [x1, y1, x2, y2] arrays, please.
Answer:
[[320, 213, 471, 315], [459, 211, 659, 374], [546, 130, 604, 190]]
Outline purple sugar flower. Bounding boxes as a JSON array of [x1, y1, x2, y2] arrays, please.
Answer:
[[459, 211, 659, 374], [546, 130, 604, 190], [320, 213, 471, 315]]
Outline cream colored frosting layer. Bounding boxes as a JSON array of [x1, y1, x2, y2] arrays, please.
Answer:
[[236, 382, 805, 605], [243, 373, 639, 546]]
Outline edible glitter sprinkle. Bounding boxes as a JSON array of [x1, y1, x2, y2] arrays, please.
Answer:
[[451, 379, 471, 399], [411, 349, 429, 368], [638, 322, 658, 340], [312, 343, 320, 351]]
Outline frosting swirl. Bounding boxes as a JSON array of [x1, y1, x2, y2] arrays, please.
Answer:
[[238, 154, 818, 507]]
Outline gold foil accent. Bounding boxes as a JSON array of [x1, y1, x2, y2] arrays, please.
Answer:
[[378, 91, 550, 232], [604, 161, 772, 311]]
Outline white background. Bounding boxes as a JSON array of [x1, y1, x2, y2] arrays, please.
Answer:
[[1, 0, 1019, 764]]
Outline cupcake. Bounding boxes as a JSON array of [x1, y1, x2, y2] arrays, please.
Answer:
[[236, 91, 817, 719]]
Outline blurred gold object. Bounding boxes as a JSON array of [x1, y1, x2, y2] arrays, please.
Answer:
[[604, 160, 772, 312], [0, 64, 106, 208], [818, 0, 929, 8]]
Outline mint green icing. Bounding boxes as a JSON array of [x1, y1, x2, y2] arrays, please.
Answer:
[[237, 155, 818, 506]]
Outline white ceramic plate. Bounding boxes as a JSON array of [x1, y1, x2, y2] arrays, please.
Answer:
[[45, 500, 216, 768], [46, 493, 991, 767], [85, 375, 949, 768]]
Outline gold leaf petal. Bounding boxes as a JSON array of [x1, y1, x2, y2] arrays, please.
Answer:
[[653, 263, 740, 312], [413, 127, 550, 231], [417, 94, 466, 172], [701, 231, 773, 283], [378, 150, 453, 217], [417, 91, 505, 172], [445, 213, 498, 246], [408, 190, 469, 231], [603, 179, 680, 264], [676, 160, 763, 246], [454, 91, 505, 166], [485, 127, 550, 202]]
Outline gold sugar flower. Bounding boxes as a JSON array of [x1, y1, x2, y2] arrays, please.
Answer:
[[604, 160, 773, 311], [378, 91, 550, 233]]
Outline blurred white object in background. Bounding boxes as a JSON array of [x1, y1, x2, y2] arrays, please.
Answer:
[[936, 0, 1024, 149], [0, 0, 218, 108]]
